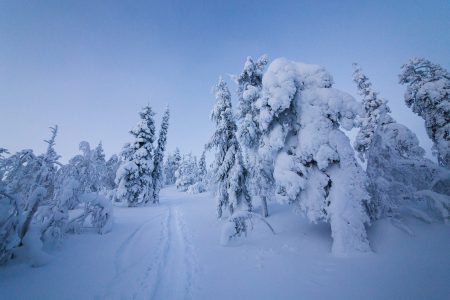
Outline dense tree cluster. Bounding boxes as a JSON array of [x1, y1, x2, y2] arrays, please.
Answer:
[[208, 56, 449, 255], [115, 105, 170, 206]]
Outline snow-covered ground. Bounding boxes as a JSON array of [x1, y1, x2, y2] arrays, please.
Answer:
[[1, 186, 449, 300]]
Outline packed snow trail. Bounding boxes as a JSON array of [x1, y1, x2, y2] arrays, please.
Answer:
[[151, 207, 197, 300], [102, 206, 197, 299]]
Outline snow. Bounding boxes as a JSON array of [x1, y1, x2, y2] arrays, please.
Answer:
[[1, 186, 449, 299]]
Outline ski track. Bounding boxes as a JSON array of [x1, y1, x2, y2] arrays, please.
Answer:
[[101, 199, 198, 300], [150, 207, 199, 300]]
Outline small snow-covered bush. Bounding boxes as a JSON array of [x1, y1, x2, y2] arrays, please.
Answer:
[[186, 181, 207, 194], [220, 211, 275, 245], [0, 192, 20, 264], [414, 190, 450, 222], [67, 193, 113, 234]]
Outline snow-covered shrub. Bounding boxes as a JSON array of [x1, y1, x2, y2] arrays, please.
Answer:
[[0, 127, 64, 264], [414, 190, 450, 222], [353, 64, 450, 222], [220, 211, 275, 245], [366, 122, 448, 219], [207, 78, 252, 218], [186, 181, 207, 194], [0, 149, 21, 264], [0, 190, 20, 264], [258, 58, 371, 255], [37, 202, 68, 249], [67, 193, 113, 234], [399, 58, 450, 168]]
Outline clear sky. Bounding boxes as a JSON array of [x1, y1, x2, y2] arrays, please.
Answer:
[[1, 0, 449, 162]]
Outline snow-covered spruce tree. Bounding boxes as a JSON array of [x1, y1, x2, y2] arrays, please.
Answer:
[[92, 142, 108, 187], [198, 150, 207, 182], [116, 105, 156, 206], [115, 143, 140, 204], [399, 58, 450, 168], [354, 64, 450, 221], [352, 63, 394, 161], [175, 153, 198, 192], [207, 78, 251, 218], [104, 154, 120, 190], [163, 148, 181, 185], [152, 107, 170, 204], [186, 150, 208, 194], [235, 55, 269, 217], [259, 58, 370, 255]]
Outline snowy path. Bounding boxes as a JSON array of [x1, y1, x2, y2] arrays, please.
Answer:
[[104, 201, 197, 300], [1, 186, 449, 300], [151, 207, 197, 300]]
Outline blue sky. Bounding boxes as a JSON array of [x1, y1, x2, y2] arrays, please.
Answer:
[[0, 0, 449, 161]]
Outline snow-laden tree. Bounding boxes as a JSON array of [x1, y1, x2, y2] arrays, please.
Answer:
[[354, 64, 450, 221], [116, 105, 156, 206], [198, 150, 207, 183], [104, 154, 120, 190], [0, 126, 63, 264], [257, 58, 370, 255], [399, 58, 450, 168], [207, 78, 251, 218], [46, 140, 113, 238], [235, 55, 269, 217], [175, 153, 199, 192], [186, 150, 208, 194], [366, 122, 450, 221], [0, 148, 21, 264], [72, 142, 107, 193], [163, 148, 181, 185], [352, 63, 394, 161], [152, 107, 170, 204], [115, 144, 140, 205]]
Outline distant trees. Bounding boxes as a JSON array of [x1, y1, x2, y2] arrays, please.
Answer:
[[163, 148, 181, 185], [399, 58, 450, 168]]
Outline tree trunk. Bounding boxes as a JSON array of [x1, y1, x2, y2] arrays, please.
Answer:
[[261, 196, 269, 217]]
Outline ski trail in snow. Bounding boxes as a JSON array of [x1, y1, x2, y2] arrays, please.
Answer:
[[113, 212, 165, 276], [102, 208, 170, 300], [150, 207, 199, 300], [101, 201, 199, 300]]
